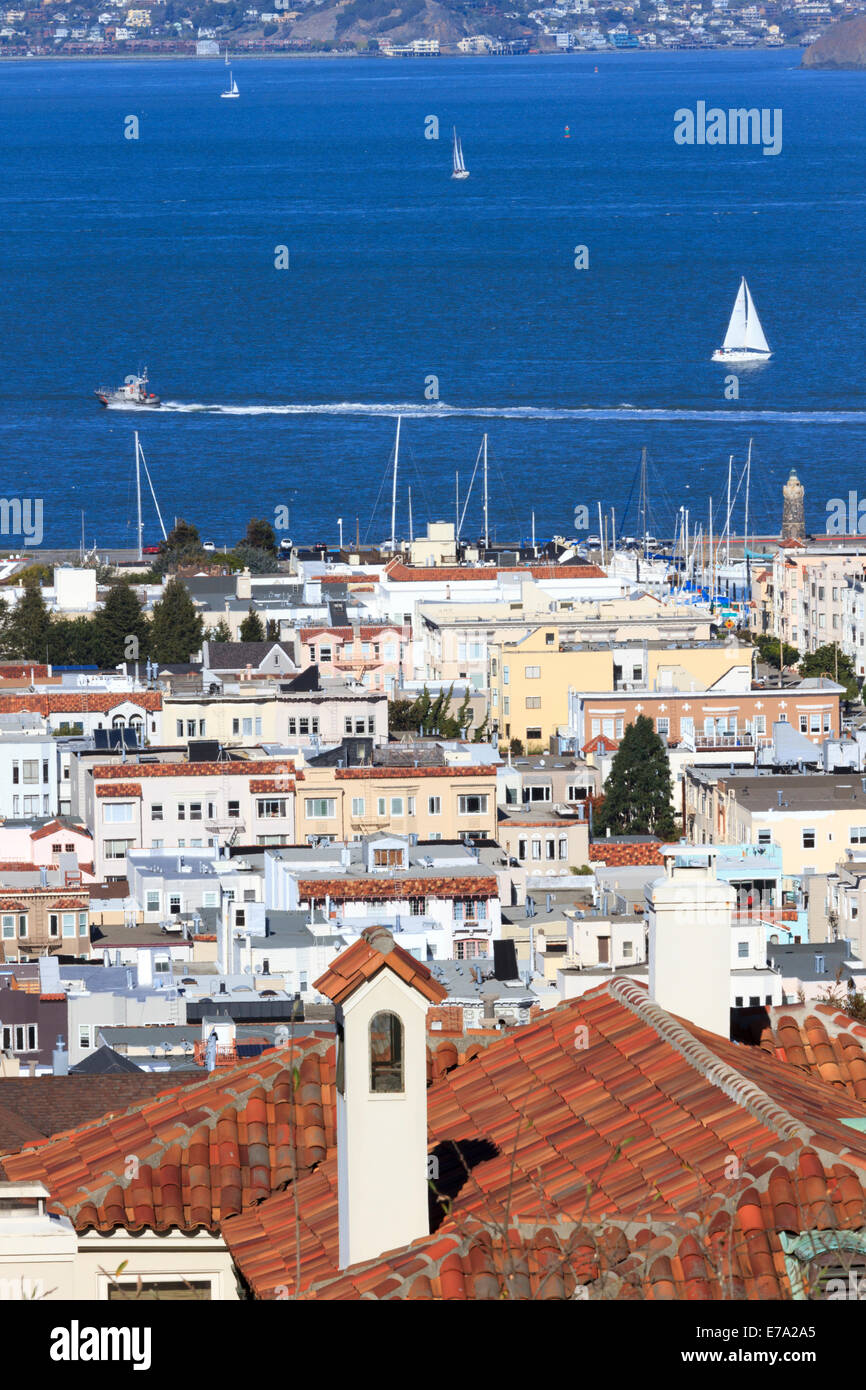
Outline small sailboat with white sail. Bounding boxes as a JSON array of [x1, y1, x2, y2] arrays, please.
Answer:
[[711, 277, 771, 363], [221, 67, 239, 99], [451, 126, 469, 180]]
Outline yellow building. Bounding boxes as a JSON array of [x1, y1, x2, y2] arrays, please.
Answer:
[[125, 8, 151, 25], [489, 629, 752, 750]]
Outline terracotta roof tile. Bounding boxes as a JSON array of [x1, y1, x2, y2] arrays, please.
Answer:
[[314, 928, 447, 1007], [334, 765, 497, 780], [93, 760, 296, 781], [0, 692, 162, 715], [95, 783, 142, 798]]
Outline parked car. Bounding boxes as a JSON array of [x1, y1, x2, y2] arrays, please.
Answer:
[[142, 544, 161, 555]]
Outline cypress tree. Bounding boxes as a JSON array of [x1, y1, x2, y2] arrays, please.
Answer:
[[92, 583, 149, 668], [594, 715, 677, 840], [11, 580, 51, 661], [149, 578, 203, 663], [239, 607, 265, 642]]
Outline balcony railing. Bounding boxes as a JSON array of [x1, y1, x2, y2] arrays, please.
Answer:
[[693, 732, 755, 749]]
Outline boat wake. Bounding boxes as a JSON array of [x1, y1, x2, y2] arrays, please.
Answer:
[[142, 400, 866, 424]]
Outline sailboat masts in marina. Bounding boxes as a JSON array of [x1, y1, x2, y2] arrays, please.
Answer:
[[639, 447, 648, 557], [726, 454, 732, 567], [137, 438, 167, 541], [455, 472, 459, 540], [408, 487, 413, 545], [390, 416, 401, 553]]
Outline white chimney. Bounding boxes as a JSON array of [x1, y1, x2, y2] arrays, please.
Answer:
[[137, 948, 153, 989], [646, 848, 734, 1038], [318, 927, 444, 1271]]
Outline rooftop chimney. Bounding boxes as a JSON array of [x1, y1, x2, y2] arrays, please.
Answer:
[[646, 849, 734, 1038], [52, 1036, 69, 1076]]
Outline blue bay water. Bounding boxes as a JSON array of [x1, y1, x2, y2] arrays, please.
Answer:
[[1, 50, 865, 548]]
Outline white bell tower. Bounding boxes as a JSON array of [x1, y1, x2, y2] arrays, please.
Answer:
[[316, 927, 446, 1271]]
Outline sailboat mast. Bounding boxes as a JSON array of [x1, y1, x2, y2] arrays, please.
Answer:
[[455, 472, 459, 541], [726, 453, 732, 567], [744, 437, 752, 560], [639, 447, 648, 556], [482, 433, 489, 550], [135, 431, 143, 561], [390, 416, 401, 552], [408, 487, 413, 544]]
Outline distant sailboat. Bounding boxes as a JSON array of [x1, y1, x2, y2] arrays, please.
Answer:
[[711, 277, 771, 363], [451, 126, 469, 180], [221, 68, 239, 99]]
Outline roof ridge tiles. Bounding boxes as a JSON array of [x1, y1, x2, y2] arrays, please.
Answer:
[[606, 978, 812, 1147]]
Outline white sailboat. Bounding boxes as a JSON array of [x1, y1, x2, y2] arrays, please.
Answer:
[[451, 126, 469, 180], [711, 277, 771, 363], [221, 68, 239, 99]]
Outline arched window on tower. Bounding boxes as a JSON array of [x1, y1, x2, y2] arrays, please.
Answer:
[[369, 1011, 404, 1093]]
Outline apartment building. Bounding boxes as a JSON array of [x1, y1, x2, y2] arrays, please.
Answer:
[[264, 834, 502, 961], [78, 757, 299, 879], [297, 624, 410, 695], [564, 676, 842, 761], [0, 723, 61, 820], [297, 751, 499, 845], [420, 590, 713, 690], [0, 875, 91, 963], [160, 671, 388, 750], [0, 689, 162, 741], [750, 543, 866, 655], [491, 630, 753, 749], [686, 770, 866, 877], [496, 807, 590, 874]]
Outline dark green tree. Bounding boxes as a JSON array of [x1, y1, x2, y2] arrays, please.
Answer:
[[10, 580, 51, 660], [92, 583, 150, 668], [231, 543, 280, 575], [159, 519, 203, 567], [799, 642, 859, 701], [756, 634, 799, 668], [265, 619, 279, 640], [149, 578, 203, 663], [206, 617, 232, 644], [47, 617, 99, 667], [239, 607, 265, 642], [243, 518, 277, 553], [387, 698, 417, 732], [594, 715, 677, 840]]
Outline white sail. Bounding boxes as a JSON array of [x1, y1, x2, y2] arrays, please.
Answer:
[[743, 281, 769, 354], [722, 278, 748, 350], [231, 76, 239, 94]]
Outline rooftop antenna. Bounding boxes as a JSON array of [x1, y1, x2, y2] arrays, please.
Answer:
[[390, 415, 401, 553]]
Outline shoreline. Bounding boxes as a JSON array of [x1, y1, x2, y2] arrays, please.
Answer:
[[0, 45, 805, 62]]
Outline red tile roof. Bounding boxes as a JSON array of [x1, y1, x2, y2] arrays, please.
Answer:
[[95, 784, 142, 799], [334, 765, 497, 780], [588, 839, 664, 867], [299, 626, 408, 641], [314, 927, 448, 1007], [0, 1040, 337, 1232], [93, 760, 296, 781], [383, 561, 607, 583], [582, 734, 618, 755], [30, 821, 91, 843], [758, 1004, 866, 1103], [0, 692, 162, 715], [299, 876, 496, 903], [222, 977, 866, 1298]]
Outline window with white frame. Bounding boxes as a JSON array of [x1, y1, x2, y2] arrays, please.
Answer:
[[104, 802, 134, 823], [257, 799, 287, 819], [428, 796, 441, 815], [351, 797, 365, 817], [305, 798, 335, 819], [458, 794, 489, 815]]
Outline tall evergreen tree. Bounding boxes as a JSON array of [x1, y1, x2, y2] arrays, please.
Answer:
[[239, 607, 265, 642], [799, 642, 859, 701], [243, 518, 277, 553], [594, 715, 677, 840], [206, 617, 232, 644], [11, 580, 51, 661], [149, 578, 203, 663], [92, 583, 149, 668]]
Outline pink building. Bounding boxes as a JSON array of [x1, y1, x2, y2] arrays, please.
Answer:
[[0, 818, 95, 881], [298, 624, 410, 695]]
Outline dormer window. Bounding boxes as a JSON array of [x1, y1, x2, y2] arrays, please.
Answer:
[[369, 1011, 404, 1093]]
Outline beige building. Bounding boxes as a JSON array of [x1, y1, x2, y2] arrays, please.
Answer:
[[159, 679, 388, 751], [419, 590, 713, 691], [496, 809, 590, 874], [687, 771, 866, 878], [750, 542, 865, 655], [296, 762, 499, 845], [0, 882, 91, 963]]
